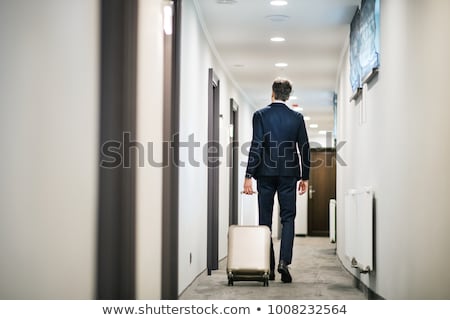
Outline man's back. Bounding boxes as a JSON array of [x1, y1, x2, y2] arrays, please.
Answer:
[[247, 102, 310, 180]]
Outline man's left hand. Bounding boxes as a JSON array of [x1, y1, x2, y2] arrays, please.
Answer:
[[298, 180, 308, 195]]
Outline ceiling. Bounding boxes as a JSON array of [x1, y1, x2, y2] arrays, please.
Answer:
[[194, 0, 359, 141]]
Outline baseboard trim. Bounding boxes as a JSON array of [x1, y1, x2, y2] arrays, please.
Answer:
[[352, 276, 384, 300]]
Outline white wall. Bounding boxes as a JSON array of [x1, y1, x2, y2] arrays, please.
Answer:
[[178, 0, 211, 294], [336, 0, 450, 299], [135, 0, 164, 299], [237, 100, 260, 227], [178, 0, 255, 294], [0, 0, 99, 299]]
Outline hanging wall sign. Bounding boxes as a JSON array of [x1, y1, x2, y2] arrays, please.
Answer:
[[349, 0, 380, 97]]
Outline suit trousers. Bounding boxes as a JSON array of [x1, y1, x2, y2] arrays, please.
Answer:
[[257, 176, 297, 270]]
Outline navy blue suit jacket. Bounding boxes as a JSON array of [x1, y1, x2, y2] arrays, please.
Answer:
[[245, 102, 310, 181]]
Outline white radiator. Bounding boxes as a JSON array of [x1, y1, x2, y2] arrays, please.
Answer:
[[329, 199, 336, 243], [344, 188, 374, 273]]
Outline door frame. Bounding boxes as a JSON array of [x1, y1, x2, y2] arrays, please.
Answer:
[[229, 98, 239, 226], [161, 0, 182, 300], [207, 68, 220, 275], [97, 0, 138, 299]]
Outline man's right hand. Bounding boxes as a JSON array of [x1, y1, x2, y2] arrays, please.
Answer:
[[243, 178, 254, 194]]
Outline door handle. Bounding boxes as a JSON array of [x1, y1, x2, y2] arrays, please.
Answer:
[[309, 185, 316, 199]]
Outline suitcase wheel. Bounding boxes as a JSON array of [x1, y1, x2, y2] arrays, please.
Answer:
[[263, 273, 269, 287], [227, 272, 234, 286]]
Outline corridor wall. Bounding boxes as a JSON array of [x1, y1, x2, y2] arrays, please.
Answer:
[[0, 0, 99, 299], [335, 0, 450, 299]]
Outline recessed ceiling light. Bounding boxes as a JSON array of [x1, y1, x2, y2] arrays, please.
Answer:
[[289, 95, 297, 100], [275, 62, 288, 67], [304, 116, 311, 121], [319, 130, 327, 135], [309, 124, 319, 129], [232, 64, 245, 68], [270, 0, 288, 6], [270, 37, 285, 42]]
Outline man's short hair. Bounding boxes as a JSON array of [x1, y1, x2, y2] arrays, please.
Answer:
[[272, 78, 292, 101]]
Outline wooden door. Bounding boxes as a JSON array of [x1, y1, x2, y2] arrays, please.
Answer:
[[307, 149, 336, 236]]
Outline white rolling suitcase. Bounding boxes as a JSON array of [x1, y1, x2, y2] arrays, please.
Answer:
[[226, 193, 271, 287]]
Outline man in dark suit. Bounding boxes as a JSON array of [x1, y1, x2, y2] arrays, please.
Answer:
[[243, 78, 310, 283]]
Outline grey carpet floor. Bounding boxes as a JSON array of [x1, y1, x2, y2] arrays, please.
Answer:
[[179, 236, 366, 300]]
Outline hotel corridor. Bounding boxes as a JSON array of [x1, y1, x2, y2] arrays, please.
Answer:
[[1, 0, 450, 303]]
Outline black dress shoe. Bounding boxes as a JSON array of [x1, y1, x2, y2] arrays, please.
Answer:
[[277, 260, 292, 283], [269, 270, 275, 280]]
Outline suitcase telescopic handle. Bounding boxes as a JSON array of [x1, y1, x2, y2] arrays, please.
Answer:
[[239, 191, 258, 226]]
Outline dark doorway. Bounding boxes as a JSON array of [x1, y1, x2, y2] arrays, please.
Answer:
[[161, 0, 182, 300], [307, 149, 336, 236], [207, 68, 220, 275], [229, 99, 239, 226], [97, 0, 138, 299]]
